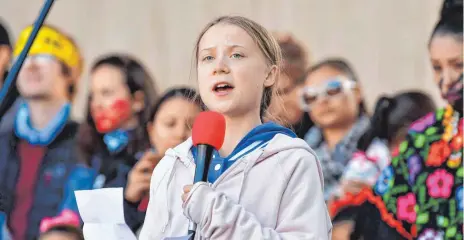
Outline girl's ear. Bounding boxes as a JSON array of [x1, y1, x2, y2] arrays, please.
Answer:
[[264, 65, 278, 87]]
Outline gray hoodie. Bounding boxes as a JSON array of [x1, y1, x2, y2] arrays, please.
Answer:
[[139, 134, 332, 240]]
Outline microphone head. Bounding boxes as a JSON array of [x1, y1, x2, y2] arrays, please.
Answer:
[[192, 111, 226, 150]]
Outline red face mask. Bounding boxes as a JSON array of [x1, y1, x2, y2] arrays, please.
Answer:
[[92, 99, 132, 133]]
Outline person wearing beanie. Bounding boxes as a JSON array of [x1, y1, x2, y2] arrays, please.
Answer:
[[0, 24, 94, 240]]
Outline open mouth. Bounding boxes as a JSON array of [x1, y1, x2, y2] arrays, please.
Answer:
[[213, 82, 234, 93]]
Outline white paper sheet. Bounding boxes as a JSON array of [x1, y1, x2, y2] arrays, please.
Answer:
[[75, 188, 137, 240]]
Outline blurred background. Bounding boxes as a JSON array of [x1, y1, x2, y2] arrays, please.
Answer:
[[1, 0, 445, 120]]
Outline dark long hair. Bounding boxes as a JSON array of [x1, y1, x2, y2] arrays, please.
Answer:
[[300, 58, 367, 115], [357, 91, 436, 151], [148, 87, 201, 125], [77, 54, 159, 176], [0, 19, 11, 49], [430, 0, 463, 44]]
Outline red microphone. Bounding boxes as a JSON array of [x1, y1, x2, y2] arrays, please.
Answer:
[[191, 111, 226, 183], [188, 111, 226, 237], [192, 111, 225, 146]]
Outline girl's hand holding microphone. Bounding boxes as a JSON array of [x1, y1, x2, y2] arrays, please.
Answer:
[[181, 185, 193, 203]]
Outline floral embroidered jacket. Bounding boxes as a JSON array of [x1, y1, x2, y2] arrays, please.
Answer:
[[330, 105, 463, 240]]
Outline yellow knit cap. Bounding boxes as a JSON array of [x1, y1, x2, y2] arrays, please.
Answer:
[[13, 25, 81, 69]]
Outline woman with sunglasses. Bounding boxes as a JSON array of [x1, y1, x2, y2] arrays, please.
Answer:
[[301, 58, 369, 201]]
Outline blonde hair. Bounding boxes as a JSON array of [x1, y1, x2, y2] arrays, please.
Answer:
[[192, 16, 283, 120]]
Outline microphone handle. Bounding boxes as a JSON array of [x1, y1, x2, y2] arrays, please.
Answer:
[[188, 144, 214, 239], [0, 0, 56, 121], [193, 144, 214, 183]]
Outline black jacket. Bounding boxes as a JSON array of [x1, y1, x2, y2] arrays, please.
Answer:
[[0, 122, 83, 240]]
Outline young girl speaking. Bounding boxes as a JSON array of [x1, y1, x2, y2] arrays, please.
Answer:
[[140, 16, 332, 240]]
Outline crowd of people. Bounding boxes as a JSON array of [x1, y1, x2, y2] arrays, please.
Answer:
[[0, 0, 461, 239]]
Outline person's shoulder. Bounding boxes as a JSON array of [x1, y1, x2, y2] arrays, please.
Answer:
[[0, 127, 13, 146], [266, 135, 322, 179], [152, 138, 193, 179], [49, 120, 79, 147], [155, 154, 177, 172], [268, 134, 317, 159], [171, 137, 193, 155], [62, 121, 79, 137], [408, 108, 445, 134], [391, 108, 448, 162]]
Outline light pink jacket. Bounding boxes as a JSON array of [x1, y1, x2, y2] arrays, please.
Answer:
[[139, 134, 332, 240]]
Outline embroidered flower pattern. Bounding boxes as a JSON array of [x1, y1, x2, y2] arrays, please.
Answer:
[[417, 228, 444, 240], [407, 154, 422, 185], [447, 152, 462, 169], [374, 166, 394, 195], [409, 112, 435, 133], [426, 140, 451, 167], [451, 135, 463, 151], [397, 193, 417, 223], [371, 106, 463, 239], [457, 186, 463, 211], [426, 169, 454, 198]]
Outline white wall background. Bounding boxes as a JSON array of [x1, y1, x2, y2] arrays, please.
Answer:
[[0, 0, 445, 120]]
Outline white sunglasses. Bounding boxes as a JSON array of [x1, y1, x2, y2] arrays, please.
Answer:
[[299, 76, 357, 111], [13, 54, 56, 66]]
